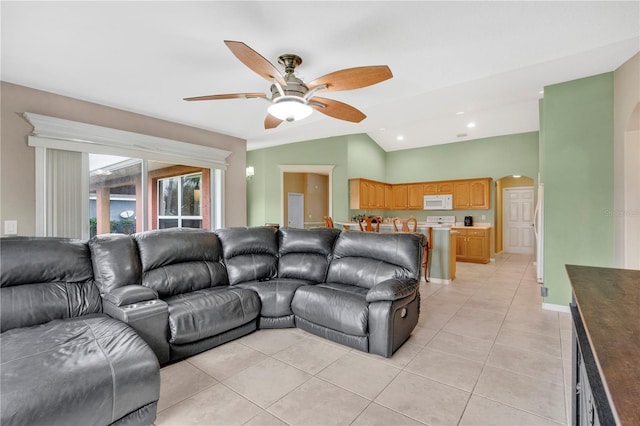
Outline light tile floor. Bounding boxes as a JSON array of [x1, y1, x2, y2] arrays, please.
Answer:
[[156, 253, 572, 426]]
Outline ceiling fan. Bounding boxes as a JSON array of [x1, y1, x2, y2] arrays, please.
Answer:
[[184, 40, 393, 129]]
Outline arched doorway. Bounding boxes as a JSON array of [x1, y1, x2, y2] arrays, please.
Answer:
[[495, 175, 534, 254]]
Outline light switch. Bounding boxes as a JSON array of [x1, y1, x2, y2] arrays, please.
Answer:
[[4, 220, 17, 235]]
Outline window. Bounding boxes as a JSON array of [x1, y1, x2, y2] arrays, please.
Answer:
[[158, 173, 202, 229], [89, 154, 141, 237], [27, 113, 231, 238]]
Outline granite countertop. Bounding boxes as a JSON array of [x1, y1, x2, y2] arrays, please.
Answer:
[[566, 264, 640, 426]]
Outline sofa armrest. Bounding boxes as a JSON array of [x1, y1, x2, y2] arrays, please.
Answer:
[[103, 297, 169, 364], [366, 279, 419, 303], [103, 285, 158, 307]]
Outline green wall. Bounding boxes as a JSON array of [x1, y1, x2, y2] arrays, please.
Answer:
[[386, 132, 539, 183], [384, 132, 539, 225], [347, 133, 387, 180], [541, 72, 614, 306], [247, 135, 350, 226], [248, 131, 539, 227]]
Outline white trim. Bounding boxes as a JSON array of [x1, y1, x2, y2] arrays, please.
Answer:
[[213, 169, 224, 229], [278, 165, 335, 228], [542, 303, 571, 313], [35, 147, 47, 236], [24, 113, 232, 170], [80, 153, 90, 239]]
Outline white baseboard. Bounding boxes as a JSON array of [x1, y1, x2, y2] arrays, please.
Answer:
[[542, 303, 571, 313], [427, 277, 451, 285]]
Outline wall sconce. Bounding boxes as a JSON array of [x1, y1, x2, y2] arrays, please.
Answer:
[[246, 166, 255, 180]]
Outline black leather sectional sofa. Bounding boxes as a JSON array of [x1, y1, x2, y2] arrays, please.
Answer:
[[1, 227, 424, 425]]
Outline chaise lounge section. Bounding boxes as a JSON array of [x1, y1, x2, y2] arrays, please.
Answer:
[[0, 237, 160, 426]]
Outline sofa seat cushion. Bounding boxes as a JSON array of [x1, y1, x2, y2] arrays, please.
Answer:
[[235, 278, 308, 317], [165, 287, 260, 345], [0, 315, 159, 426], [291, 283, 369, 337]]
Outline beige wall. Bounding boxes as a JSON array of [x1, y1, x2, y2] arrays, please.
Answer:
[[613, 53, 640, 266], [0, 82, 247, 235], [282, 172, 329, 227]]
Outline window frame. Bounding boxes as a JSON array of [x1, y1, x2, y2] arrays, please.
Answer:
[[25, 113, 231, 238]]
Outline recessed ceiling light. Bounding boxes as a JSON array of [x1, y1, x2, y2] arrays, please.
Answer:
[[456, 111, 465, 115], [467, 122, 476, 128], [396, 135, 404, 141]]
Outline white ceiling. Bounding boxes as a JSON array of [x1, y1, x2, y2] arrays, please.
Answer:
[[2, 2, 639, 152]]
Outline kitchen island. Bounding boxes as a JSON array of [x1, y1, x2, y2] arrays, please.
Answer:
[[335, 221, 457, 283]]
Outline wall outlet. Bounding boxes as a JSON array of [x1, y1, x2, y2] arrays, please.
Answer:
[[481, 215, 486, 221], [540, 287, 549, 297], [4, 220, 18, 235]]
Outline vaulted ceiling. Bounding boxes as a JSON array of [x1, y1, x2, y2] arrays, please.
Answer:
[[2, 2, 638, 151]]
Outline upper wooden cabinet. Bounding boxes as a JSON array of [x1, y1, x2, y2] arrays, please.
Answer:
[[391, 184, 408, 209], [424, 181, 454, 195], [351, 177, 491, 210], [384, 184, 393, 210], [408, 184, 423, 209], [350, 178, 386, 209], [453, 178, 491, 210], [391, 183, 423, 210]]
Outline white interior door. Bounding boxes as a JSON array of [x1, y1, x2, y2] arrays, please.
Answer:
[[287, 193, 304, 228], [504, 187, 535, 254]]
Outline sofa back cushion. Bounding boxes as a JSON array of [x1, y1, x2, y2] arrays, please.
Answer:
[[278, 227, 341, 283], [326, 231, 423, 289], [134, 228, 228, 298], [215, 227, 278, 285], [89, 233, 142, 293], [0, 237, 101, 332]]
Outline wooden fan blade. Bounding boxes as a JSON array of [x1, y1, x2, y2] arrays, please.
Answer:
[[224, 40, 286, 87], [265, 114, 283, 129], [310, 97, 366, 123], [307, 65, 392, 92], [184, 93, 267, 101]]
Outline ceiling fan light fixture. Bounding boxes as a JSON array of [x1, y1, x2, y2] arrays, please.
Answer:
[[268, 97, 312, 122]]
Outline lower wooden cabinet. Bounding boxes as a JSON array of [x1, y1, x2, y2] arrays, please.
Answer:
[[453, 227, 490, 263]]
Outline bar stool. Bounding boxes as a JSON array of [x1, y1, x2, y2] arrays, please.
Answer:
[[359, 216, 381, 232], [393, 217, 431, 282], [393, 217, 417, 232]]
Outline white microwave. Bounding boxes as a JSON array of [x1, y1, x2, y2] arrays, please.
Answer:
[[424, 194, 453, 210]]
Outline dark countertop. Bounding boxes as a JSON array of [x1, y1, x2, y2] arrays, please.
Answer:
[[566, 265, 640, 426]]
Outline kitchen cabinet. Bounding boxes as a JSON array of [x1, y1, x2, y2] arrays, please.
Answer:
[[351, 177, 490, 211], [408, 184, 423, 209], [392, 184, 408, 209], [384, 184, 393, 209], [349, 178, 386, 209], [391, 183, 423, 210], [452, 178, 491, 209], [424, 181, 454, 195], [453, 227, 490, 263]]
